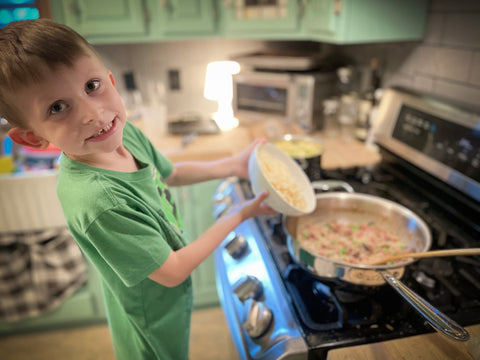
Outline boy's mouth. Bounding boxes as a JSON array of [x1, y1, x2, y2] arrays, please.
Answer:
[[86, 119, 116, 142]]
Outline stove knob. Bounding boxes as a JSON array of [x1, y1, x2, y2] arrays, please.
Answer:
[[224, 233, 249, 259], [243, 299, 273, 339], [233, 275, 263, 302], [212, 195, 233, 218]]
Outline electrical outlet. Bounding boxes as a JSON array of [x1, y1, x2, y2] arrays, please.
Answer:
[[168, 69, 180, 90]]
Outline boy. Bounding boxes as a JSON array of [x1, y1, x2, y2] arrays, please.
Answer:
[[0, 19, 275, 359]]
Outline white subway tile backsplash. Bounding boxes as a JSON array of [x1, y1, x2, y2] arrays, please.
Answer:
[[444, 14, 480, 49], [423, 13, 445, 44], [471, 51, 480, 87], [422, 46, 471, 81], [413, 74, 435, 93], [430, 0, 480, 12], [433, 79, 480, 109]]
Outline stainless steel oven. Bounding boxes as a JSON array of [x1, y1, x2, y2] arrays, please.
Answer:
[[213, 88, 480, 359], [233, 70, 336, 132]]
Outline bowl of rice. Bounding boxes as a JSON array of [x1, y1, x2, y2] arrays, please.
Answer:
[[248, 142, 316, 216]]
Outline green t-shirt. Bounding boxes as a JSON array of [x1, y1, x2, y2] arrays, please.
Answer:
[[57, 121, 192, 360]]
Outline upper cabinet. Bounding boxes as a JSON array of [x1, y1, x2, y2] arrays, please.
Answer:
[[148, 0, 217, 38], [303, 0, 429, 44], [51, 0, 216, 43], [51, 0, 428, 45], [51, 0, 148, 39], [218, 0, 301, 39]]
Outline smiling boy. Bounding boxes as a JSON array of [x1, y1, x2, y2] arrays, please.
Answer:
[[0, 19, 275, 359]]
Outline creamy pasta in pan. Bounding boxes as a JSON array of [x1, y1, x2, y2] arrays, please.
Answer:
[[298, 220, 413, 265]]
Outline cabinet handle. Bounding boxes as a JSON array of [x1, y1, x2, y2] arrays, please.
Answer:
[[334, 0, 342, 15], [67, 1, 81, 17], [299, 0, 307, 18]]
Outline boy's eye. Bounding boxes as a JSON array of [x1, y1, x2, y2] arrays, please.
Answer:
[[49, 102, 67, 115], [85, 79, 100, 93]]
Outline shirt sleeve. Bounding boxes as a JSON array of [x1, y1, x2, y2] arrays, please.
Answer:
[[84, 205, 173, 287]]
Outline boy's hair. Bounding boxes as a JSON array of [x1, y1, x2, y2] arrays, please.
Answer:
[[0, 19, 97, 127]]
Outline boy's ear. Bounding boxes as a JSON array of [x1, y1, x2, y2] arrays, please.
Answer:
[[109, 71, 116, 86], [7, 128, 50, 149]]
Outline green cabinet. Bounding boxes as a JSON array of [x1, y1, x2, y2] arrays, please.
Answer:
[[303, 0, 428, 44], [51, 0, 428, 44], [171, 180, 220, 308], [148, 0, 216, 38], [218, 0, 300, 39], [52, 0, 216, 44], [51, 0, 148, 39]]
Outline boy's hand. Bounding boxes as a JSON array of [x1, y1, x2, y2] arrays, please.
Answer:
[[227, 190, 277, 221], [233, 138, 267, 179]]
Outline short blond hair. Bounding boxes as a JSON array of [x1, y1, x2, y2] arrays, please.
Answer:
[[0, 19, 98, 127]]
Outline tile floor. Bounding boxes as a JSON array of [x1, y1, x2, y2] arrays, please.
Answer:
[[0, 307, 239, 360]]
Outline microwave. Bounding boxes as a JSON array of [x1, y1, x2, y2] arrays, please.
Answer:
[[233, 70, 336, 132]]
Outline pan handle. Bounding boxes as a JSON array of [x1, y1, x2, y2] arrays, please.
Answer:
[[380, 271, 470, 342], [311, 180, 354, 193]]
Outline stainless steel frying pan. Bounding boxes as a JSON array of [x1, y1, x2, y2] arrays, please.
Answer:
[[285, 180, 470, 341]]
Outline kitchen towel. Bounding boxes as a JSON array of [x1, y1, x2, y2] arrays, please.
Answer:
[[0, 227, 86, 322]]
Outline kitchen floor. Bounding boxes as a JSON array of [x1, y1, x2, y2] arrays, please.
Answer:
[[0, 307, 239, 360]]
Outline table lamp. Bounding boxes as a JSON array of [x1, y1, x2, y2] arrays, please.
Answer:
[[204, 61, 241, 131]]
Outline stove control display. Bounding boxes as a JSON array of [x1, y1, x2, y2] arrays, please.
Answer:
[[392, 105, 480, 182], [243, 299, 273, 339], [224, 232, 249, 259]]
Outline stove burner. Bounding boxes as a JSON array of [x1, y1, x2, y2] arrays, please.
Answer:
[[285, 267, 343, 331]]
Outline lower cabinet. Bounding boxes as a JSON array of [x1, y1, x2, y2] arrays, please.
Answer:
[[0, 181, 220, 336], [171, 180, 220, 308]]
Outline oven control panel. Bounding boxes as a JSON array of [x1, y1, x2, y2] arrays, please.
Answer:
[[374, 88, 480, 201], [392, 105, 480, 182]]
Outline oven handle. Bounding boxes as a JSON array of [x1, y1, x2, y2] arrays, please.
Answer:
[[311, 180, 354, 193], [380, 271, 470, 342]]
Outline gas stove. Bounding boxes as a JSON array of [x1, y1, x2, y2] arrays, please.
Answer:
[[213, 88, 480, 359]]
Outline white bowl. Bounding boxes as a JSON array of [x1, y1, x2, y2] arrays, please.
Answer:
[[248, 142, 316, 216]]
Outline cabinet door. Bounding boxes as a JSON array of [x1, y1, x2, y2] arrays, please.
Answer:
[[149, 0, 216, 37], [304, 0, 428, 44], [302, 0, 339, 38], [54, 0, 147, 38], [171, 181, 220, 308], [220, 0, 300, 38]]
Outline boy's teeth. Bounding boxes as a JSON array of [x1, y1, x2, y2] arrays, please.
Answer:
[[95, 121, 113, 136]]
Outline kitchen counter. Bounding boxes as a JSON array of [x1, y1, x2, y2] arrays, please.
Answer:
[[139, 119, 382, 167]]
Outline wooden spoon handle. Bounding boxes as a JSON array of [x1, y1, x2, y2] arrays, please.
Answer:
[[370, 248, 480, 266]]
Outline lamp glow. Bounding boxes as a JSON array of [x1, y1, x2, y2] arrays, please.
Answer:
[[204, 61, 241, 131]]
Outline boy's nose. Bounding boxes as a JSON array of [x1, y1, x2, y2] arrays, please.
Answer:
[[80, 99, 104, 124]]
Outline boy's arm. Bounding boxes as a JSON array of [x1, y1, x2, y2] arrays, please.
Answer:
[[148, 190, 276, 287], [164, 138, 265, 187]]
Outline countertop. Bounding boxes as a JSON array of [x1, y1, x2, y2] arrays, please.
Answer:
[[138, 119, 479, 360], [140, 119, 382, 167]]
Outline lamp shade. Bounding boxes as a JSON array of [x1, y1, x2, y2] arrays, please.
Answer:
[[204, 61, 240, 101]]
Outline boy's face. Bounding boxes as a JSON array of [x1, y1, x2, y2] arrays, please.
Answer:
[[8, 53, 127, 163]]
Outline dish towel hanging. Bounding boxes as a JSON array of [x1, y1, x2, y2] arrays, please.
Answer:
[[0, 227, 86, 322]]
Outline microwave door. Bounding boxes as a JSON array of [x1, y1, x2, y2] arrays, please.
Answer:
[[233, 73, 291, 121]]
